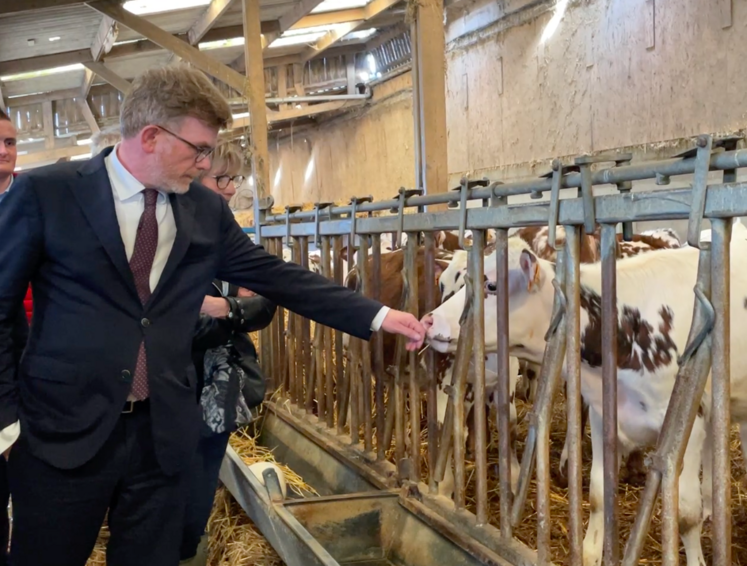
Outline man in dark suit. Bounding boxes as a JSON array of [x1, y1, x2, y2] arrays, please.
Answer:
[[0, 106, 23, 566], [0, 65, 424, 566]]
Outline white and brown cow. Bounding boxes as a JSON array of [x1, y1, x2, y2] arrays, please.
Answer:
[[424, 220, 747, 566]]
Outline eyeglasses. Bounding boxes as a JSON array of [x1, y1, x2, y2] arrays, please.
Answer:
[[156, 125, 215, 163], [209, 175, 245, 190]]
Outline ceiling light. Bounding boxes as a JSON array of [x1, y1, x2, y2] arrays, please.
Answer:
[[71, 153, 92, 161], [48, 36, 61, 42], [77, 138, 92, 146], [1, 63, 84, 83], [123, 0, 210, 16], [269, 32, 328, 48], [311, 0, 369, 13], [232, 112, 249, 120]]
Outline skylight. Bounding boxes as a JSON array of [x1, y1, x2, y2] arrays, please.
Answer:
[[123, 0, 211, 16], [344, 28, 377, 41], [1, 63, 84, 83], [311, 0, 370, 14], [269, 32, 328, 48]]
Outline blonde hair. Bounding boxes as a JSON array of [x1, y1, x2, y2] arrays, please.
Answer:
[[120, 65, 232, 138], [200, 142, 244, 178], [91, 124, 122, 155]]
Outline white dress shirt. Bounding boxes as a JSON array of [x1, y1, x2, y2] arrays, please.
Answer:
[[0, 145, 390, 453]]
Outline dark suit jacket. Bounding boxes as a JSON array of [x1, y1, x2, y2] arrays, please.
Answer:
[[0, 148, 383, 475]]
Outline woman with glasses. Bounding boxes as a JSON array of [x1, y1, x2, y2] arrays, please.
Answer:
[[180, 142, 275, 566]]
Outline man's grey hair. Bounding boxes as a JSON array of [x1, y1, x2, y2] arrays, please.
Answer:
[[120, 65, 232, 138], [90, 125, 122, 155]]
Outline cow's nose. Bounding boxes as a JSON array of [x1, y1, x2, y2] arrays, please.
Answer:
[[421, 313, 434, 331]]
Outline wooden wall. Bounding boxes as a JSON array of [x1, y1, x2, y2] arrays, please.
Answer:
[[267, 0, 747, 209]]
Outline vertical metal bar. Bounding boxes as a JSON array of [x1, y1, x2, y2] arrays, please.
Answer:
[[273, 238, 287, 394], [405, 232, 421, 479], [289, 238, 301, 404], [452, 276, 475, 510], [394, 314, 407, 467], [470, 231, 488, 526], [358, 236, 374, 452], [564, 225, 583, 566], [371, 234, 386, 459], [711, 217, 732, 566], [333, 236, 345, 430], [601, 223, 620, 564], [322, 236, 334, 428], [493, 228, 511, 535], [300, 237, 313, 413], [314, 306, 326, 421], [424, 231, 439, 492]]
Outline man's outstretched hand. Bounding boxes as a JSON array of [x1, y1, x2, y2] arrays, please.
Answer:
[[380, 309, 426, 351]]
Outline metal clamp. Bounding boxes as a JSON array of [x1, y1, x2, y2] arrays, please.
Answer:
[[548, 159, 564, 251], [348, 195, 373, 252], [613, 153, 634, 241], [686, 134, 713, 248], [458, 177, 471, 249], [313, 202, 334, 247], [391, 188, 423, 248], [574, 155, 599, 234], [284, 204, 302, 246], [448, 178, 489, 209]]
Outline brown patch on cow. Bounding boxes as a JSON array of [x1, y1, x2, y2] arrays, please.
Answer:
[[579, 287, 678, 372]]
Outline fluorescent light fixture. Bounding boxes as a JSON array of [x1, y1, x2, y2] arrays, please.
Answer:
[[248, 176, 254, 187], [345, 28, 376, 41], [71, 153, 92, 161], [123, 0, 210, 16], [199, 37, 245, 51], [311, 0, 369, 13], [17, 137, 47, 145], [48, 36, 61, 42], [1, 63, 84, 82], [77, 138, 92, 146], [232, 112, 249, 120]]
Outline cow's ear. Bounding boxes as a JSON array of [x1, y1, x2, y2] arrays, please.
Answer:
[[434, 231, 446, 248], [433, 259, 450, 281], [519, 250, 541, 291]]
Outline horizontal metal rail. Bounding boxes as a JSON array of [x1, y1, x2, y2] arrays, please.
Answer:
[[260, 148, 747, 226]]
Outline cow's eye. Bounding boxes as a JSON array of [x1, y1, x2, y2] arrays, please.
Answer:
[[485, 281, 497, 293]]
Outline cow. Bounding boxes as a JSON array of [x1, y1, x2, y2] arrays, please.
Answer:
[[423, 220, 747, 566]]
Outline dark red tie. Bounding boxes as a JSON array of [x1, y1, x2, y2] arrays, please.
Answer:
[[129, 189, 158, 400]]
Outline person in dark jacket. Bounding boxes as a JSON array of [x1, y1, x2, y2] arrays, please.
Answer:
[[0, 107, 22, 566], [179, 143, 276, 566]]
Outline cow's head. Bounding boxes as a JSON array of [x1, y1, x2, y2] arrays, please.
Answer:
[[423, 242, 555, 364]]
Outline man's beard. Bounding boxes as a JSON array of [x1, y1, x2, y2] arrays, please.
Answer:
[[152, 152, 196, 194]]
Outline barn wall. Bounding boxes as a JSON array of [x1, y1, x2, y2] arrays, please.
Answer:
[[268, 0, 747, 217]]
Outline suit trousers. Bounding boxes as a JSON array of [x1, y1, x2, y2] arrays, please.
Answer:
[[179, 430, 231, 561], [8, 402, 191, 566]]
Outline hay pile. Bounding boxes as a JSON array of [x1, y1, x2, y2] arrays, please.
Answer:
[[85, 427, 314, 566]]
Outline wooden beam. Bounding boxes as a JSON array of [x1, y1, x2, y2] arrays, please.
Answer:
[[42, 101, 55, 149], [231, 99, 363, 129], [17, 145, 91, 167], [82, 61, 131, 94], [278, 0, 327, 34], [293, 63, 305, 96], [301, 0, 401, 62], [0, 0, 85, 16], [78, 99, 100, 133], [188, 0, 236, 45], [0, 49, 91, 77], [5, 89, 81, 109], [411, 0, 447, 199], [345, 54, 357, 94], [290, 8, 366, 29], [81, 67, 96, 98], [242, 0, 271, 200], [91, 15, 119, 61], [87, 0, 247, 92]]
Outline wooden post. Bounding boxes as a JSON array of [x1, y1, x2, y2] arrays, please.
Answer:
[[42, 101, 55, 149], [410, 0, 448, 202], [242, 0, 271, 201]]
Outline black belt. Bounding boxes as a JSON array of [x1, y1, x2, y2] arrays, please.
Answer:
[[122, 398, 150, 414]]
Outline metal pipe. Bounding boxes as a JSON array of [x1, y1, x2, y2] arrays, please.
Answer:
[[493, 228, 512, 536], [275, 238, 287, 394], [313, 303, 325, 421], [424, 231, 439, 493], [371, 234, 386, 460], [228, 92, 372, 105], [710, 217, 732, 566], [470, 231, 488, 526], [564, 225, 583, 566], [322, 236, 334, 428], [350, 325, 361, 445], [359, 236, 374, 452], [623, 246, 714, 565], [405, 233, 421, 478], [332, 236, 346, 433], [289, 238, 300, 404], [262, 149, 747, 223], [300, 237, 313, 413], [600, 223, 619, 564]]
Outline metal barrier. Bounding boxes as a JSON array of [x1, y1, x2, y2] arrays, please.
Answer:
[[251, 134, 747, 565]]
